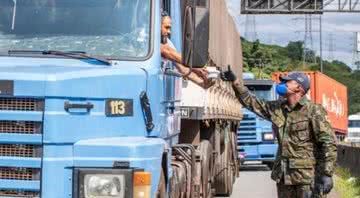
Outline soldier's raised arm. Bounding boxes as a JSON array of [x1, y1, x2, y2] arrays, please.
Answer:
[[221, 66, 277, 121]]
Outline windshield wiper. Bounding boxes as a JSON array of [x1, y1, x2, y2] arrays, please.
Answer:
[[8, 50, 111, 65]]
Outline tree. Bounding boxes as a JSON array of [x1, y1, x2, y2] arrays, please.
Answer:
[[287, 41, 303, 61]]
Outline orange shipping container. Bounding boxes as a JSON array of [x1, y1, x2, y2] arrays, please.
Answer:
[[272, 71, 348, 134]]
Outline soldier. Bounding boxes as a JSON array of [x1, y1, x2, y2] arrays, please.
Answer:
[[221, 67, 337, 198]]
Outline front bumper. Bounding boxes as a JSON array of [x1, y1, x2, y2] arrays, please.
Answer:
[[41, 137, 166, 198]]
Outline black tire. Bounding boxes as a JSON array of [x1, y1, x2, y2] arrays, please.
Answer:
[[200, 140, 214, 198], [227, 137, 234, 194], [215, 130, 233, 196], [231, 132, 239, 178], [156, 169, 166, 198]]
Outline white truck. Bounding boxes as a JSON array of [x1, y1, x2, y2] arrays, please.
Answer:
[[347, 114, 360, 146]]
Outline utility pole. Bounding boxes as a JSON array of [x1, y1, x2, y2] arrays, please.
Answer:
[[352, 32, 360, 71], [320, 15, 323, 72], [328, 33, 335, 61], [303, 14, 316, 65], [244, 15, 258, 42], [295, 15, 322, 71]]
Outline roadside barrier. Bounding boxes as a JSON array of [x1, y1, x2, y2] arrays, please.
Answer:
[[337, 144, 360, 177]]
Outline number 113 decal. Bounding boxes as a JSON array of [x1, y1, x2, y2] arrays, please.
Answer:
[[105, 99, 133, 117]]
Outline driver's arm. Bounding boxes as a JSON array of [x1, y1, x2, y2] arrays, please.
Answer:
[[160, 44, 182, 63], [161, 43, 213, 89], [175, 63, 213, 89]]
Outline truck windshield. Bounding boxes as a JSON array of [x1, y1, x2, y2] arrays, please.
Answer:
[[246, 85, 273, 100], [349, 120, 360, 128], [0, 0, 151, 59]]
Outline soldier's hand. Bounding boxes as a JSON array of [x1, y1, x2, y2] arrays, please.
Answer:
[[316, 175, 333, 194], [221, 65, 237, 82]]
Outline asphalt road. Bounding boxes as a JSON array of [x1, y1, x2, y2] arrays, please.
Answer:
[[217, 162, 340, 198], [217, 162, 277, 198]]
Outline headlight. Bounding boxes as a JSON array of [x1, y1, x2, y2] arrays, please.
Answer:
[[74, 168, 133, 198], [263, 132, 274, 141], [84, 174, 124, 198]]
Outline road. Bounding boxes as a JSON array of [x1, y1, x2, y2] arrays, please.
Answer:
[[217, 162, 277, 198], [217, 162, 340, 198]]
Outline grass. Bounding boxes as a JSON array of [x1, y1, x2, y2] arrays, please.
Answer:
[[334, 167, 360, 198]]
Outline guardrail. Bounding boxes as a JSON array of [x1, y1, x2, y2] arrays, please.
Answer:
[[337, 144, 360, 177]]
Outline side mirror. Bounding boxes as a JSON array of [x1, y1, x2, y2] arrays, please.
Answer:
[[182, 5, 195, 67], [181, 0, 210, 68]]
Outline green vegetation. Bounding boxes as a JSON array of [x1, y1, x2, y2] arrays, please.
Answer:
[[241, 38, 360, 115], [334, 167, 360, 198]]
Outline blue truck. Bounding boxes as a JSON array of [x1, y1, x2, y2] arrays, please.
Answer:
[[0, 0, 243, 197], [237, 73, 278, 169]]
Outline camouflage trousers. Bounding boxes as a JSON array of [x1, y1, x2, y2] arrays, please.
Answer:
[[277, 182, 327, 198]]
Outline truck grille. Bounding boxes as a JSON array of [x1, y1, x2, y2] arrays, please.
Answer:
[[237, 115, 257, 142], [0, 121, 42, 134], [0, 190, 38, 197], [0, 97, 44, 197], [0, 98, 43, 111], [0, 168, 40, 180], [0, 145, 41, 158]]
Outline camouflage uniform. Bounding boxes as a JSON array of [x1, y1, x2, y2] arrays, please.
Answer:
[[233, 82, 337, 198]]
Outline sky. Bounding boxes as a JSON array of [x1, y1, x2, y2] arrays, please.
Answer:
[[226, 0, 360, 70]]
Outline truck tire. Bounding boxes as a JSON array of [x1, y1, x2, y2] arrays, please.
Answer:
[[200, 140, 213, 198], [215, 133, 233, 196], [227, 135, 234, 194], [156, 169, 166, 198], [231, 131, 240, 178]]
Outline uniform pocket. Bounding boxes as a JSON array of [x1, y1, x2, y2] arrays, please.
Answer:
[[290, 119, 308, 131], [288, 159, 315, 185], [290, 119, 310, 141]]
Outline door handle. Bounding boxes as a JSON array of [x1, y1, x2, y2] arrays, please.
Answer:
[[64, 101, 94, 112]]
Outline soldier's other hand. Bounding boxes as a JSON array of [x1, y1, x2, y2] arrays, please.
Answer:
[[221, 65, 237, 82], [316, 175, 333, 194]]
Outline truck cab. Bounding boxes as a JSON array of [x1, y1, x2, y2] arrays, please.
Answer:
[[347, 114, 360, 146], [237, 73, 278, 168], [0, 1, 172, 197]]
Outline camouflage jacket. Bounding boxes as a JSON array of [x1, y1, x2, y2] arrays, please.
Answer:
[[233, 82, 337, 185]]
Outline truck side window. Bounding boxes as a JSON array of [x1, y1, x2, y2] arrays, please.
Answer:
[[162, 0, 171, 16]]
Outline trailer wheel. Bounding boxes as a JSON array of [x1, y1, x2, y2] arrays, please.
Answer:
[[156, 169, 166, 198], [215, 134, 233, 196], [200, 140, 214, 198], [231, 131, 240, 178], [227, 136, 234, 194]]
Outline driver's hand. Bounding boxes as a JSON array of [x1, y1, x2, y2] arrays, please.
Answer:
[[192, 68, 208, 80]]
